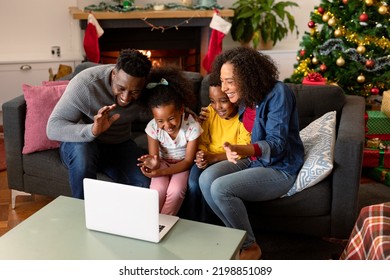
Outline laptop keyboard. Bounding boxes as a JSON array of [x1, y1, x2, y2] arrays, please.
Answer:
[[159, 225, 165, 232]]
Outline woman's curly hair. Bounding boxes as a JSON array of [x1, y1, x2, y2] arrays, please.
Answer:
[[211, 46, 279, 106], [139, 67, 195, 111]]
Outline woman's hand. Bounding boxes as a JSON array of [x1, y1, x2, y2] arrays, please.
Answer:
[[223, 142, 240, 164]]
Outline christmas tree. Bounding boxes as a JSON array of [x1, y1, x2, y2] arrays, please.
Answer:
[[286, 0, 389, 98]]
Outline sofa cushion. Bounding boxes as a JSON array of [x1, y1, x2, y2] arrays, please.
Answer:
[[22, 82, 68, 154], [286, 111, 336, 196]]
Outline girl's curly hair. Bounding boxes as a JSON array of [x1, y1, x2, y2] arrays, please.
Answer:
[[139, 67, 195, 111], [210, 46, 279, 106]]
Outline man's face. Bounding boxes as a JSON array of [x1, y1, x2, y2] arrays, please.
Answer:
[[111, 68, 146, 107]]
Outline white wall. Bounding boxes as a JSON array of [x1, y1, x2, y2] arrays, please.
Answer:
[[0, 0, 320, 61]]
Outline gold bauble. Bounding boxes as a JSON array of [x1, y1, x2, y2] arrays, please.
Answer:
[[322, 13, 330, 22], [334, 29, 342, 37], [378, 5, 388, 15], [357, 45, 366, 54], [312, 57, 319, 65], [336, 57, 345, 66], [357, 74, 366, 83], [328, 17, 336, 27], [365, 0, 373, 6]]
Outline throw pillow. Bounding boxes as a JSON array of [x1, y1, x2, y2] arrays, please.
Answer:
[[22, 83, 68, 154], [41, 80, 70, 86], [285, 111, 336, 196]]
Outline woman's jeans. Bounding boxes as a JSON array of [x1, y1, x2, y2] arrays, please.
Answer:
[[199, 158, 296, 249], [60, 139, 150, 199]]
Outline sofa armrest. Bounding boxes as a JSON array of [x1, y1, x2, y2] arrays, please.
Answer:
[[2, 95, 26, 191], [331, 95, 366, 238]]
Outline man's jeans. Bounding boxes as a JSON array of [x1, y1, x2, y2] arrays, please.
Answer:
[[60, 139, 150, 199]]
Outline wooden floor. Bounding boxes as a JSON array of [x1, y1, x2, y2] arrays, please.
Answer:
[[0, 170, 54, 237]]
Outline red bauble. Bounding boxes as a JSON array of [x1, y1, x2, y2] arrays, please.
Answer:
[[299, 49, 306, 57], [342, 0, 348, 4], [359, 13, 369, 22], [366, 59, 375, 68], [371, 87, 380, 95], [308, 20, 316, 28], [320, 64, 327, 72], [317, 7, 325, 14]]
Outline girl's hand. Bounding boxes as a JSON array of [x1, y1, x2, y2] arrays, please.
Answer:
[[223, 142, 239, 164], [195, 150, 208, 169], [198, 107, 210, 124], [137, 154, 160, 171]]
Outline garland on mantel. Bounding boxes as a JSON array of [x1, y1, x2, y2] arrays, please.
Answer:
[[84, 2, 224, 13], [83, 1, 225, 32]]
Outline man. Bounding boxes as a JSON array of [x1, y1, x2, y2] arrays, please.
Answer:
[[47, 49, 152, 199]]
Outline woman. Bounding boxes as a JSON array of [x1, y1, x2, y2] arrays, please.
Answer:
[[199, 46, 304, 260]]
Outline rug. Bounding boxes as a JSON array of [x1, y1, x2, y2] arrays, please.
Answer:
[[0, 135, 6, 171]]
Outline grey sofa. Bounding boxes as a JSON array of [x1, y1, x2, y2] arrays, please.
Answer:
[[2, 68, 365, 239]]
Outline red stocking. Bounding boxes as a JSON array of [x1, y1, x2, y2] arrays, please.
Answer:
[[202, 29, 225, 73], [83, 22, 100, 63]]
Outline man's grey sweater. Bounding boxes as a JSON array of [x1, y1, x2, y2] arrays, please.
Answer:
[[47, 64, 140, 144]]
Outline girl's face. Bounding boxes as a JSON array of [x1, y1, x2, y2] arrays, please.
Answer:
[[220, 62, 240, 104], [209, 86, 237, 120], [152, 103, 183, 138]]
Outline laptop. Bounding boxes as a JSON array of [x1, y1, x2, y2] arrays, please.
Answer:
[[83, 178, 179, 243]]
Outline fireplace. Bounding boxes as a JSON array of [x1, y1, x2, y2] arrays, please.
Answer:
[[70, 7, 234, 74], [98, 27, 201, 72]]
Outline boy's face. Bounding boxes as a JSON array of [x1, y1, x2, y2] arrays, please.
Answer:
[[209, 86, 237, 120]]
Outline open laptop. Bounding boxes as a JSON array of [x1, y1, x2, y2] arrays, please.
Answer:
[[83, 178, 179, 243]]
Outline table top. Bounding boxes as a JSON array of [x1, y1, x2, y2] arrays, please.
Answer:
[[0, 196, 245, 260]]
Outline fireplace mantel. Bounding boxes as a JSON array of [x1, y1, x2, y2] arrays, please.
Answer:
[[69, 7, 234, 20]]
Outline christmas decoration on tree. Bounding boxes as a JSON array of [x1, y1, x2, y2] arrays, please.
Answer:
[[287, 0, 389, 98]]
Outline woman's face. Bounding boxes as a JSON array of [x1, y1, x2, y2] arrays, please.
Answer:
[[220, 62, 240, 104]]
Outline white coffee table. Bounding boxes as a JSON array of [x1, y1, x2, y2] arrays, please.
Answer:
[[0, 196, 246, 259]]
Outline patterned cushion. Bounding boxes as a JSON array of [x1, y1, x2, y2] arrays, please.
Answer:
[[286, 111, 336, 196]]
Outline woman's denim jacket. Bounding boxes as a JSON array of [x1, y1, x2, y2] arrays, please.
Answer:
[[238, 82, 304, 175]]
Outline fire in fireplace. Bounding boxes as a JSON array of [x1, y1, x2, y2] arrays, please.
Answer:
[[98, 27, 201, 72]]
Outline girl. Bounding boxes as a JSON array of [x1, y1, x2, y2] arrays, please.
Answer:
[[138, 67, 202, 215]]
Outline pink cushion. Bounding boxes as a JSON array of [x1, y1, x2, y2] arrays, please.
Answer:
[[41, 80, 70, 86], [22, 83, 68, 154]]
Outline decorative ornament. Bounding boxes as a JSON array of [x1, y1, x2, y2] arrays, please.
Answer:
[[308, 20, 316, 28], [366, 59, 375, 68], [317, 7, 325, 14], [299, 49, 306, 57], [357, 74, 366, 83], [334, 29, 342, 37], [359, 13, 369, 22], [322, 13, 330, 22], [342, 0, 348, 4], [336, 57, 345, 66], [306, 72, 324, 82], [296, 56, 301, 61], [365, 0, 373, 6], [357, 45, 366, 54], [378, 5, 388, 15], [371, 87, 380, 95], [312, 57, 319, 65], [328, 17, 336, 27], [320, 64, 327, 72]]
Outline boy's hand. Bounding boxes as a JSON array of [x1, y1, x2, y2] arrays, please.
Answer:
[[198, 107, 210, 124], [223, 142, 240, 164], [195, 150, 209, 169]]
